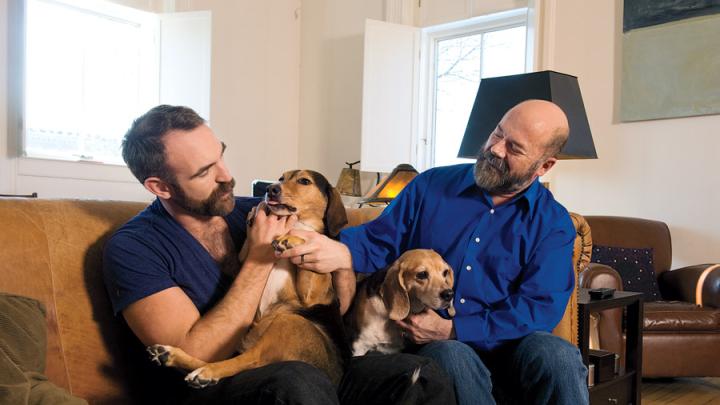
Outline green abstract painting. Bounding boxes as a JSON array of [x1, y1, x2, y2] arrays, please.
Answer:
[[621, 0, 720, 121]]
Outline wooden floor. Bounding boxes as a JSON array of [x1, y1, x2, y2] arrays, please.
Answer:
[[642, 377, 720, 404]]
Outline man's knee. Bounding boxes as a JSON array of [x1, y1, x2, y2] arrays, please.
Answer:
[[511, 332, 589, 404], [514, 332, 584, 374], [416, 340, 490, 381], [265, 361, 334, 389], [253, 361, 337, 404], [340, 353, 456, 405], [419, 340, 482, 367]]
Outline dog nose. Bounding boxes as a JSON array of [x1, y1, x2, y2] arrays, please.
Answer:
[[267, 184, 281, 197], [440, 289, 454, 302]]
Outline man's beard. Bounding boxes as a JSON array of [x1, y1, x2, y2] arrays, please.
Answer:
[[473, 149, 541, 195], [170, 178, 236, 217]]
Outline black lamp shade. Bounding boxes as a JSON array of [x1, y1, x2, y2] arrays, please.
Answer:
[[458, 70, 597, 159]]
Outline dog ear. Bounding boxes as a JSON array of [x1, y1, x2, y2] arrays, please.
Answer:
[[447, 302, 456, 318], [308, 170, 348, 238], [444, 259, 456, 317], [324, 186, 348, 238], [380, 261, 410, 321]]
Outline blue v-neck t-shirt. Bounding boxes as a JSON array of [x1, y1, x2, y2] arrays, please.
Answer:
[[103, 197, 261, 315]]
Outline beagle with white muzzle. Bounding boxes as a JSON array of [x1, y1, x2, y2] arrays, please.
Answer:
[[345, 249, 455, 356]]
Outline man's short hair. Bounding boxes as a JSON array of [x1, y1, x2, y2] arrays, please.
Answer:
[[543, 127, 569, 159], [122, 105, 205, 184]]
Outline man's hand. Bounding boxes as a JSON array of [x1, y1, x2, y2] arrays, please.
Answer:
[[245, 202, 297, 264], [396, 309, 455, 344], [276, 229, 352, 273]]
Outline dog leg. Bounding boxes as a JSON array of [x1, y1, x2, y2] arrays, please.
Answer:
[[296, 270, 334, 306], [184, 313, 342, 388], [146, 344, 207, 371], [270, 235, 333, 306]]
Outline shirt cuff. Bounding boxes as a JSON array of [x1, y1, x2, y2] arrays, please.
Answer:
[[339, 228, 371, 273]]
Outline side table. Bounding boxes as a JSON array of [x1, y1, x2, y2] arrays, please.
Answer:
[[578, 289, 644, 405]]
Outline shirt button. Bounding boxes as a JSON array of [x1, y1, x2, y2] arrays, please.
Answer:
[[490, 208, 495, 214], [460, 298, 466, 304], [465, 265, 472, 271], [475, 237, 480, 243]]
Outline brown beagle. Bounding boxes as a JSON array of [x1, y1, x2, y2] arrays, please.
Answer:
[[345, 249, 455, 356], [147, 170, 349, 388]]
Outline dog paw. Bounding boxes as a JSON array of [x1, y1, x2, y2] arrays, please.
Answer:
[[185, 367, 220, 389], [272, 235, 306, 253], [147, 344, 175, 367]]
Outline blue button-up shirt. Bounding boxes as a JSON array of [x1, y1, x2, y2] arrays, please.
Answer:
[[339, 164, 575, 351]]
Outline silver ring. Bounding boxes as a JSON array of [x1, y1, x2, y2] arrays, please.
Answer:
[[300, 254, 305, 265]]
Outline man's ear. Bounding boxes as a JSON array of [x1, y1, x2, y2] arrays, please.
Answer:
[[143, 177, 172, 200], [536, 157, 557, 177], [380, 261, 410, 321]]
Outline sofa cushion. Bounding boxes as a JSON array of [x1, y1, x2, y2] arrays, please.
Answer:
[[0, 292, 87, 405], [643, 301, 720, 332], [0, 293, 47, 373], [592, 245, 661, 301]]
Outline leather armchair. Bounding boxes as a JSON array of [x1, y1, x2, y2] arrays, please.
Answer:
[[579, 216, 720, 378]]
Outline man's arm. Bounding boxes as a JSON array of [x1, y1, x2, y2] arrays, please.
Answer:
[[122, 209, 296, 362], [332, 268, 356, 315]]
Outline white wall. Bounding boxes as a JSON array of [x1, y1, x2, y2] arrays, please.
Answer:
[[298, 0, 384, 192], [418, 0, 527, 26], [298, 0, 523, 194], [0, 0, 300, 200], [298, 0, 719, 268], [540, 0, 720, 268], [3, 0, 717, 267]]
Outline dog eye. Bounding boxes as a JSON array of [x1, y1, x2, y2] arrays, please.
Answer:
[[278, 177, 284, 182], [443, 269, 450, 278], [297, 178, 312, 185], [416, 271, 429, 280]]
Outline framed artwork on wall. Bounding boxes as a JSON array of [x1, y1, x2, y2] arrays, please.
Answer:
[[621, 0, 720, 122]]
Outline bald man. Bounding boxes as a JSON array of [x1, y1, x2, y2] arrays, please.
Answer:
[[279, 100, 588, 405]]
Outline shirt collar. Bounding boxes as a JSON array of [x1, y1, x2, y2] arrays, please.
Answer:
[[455, 165, 542, 215]]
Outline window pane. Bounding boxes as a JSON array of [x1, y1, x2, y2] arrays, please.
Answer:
[[25, 0, 157, 164], [432, 25, 526, 168], [433, 33, 482, 168], [481, 26, 526, 79]]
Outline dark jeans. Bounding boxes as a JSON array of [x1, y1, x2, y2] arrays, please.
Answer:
[[176, 354, 456, 405], [414, 332, 589, 405]]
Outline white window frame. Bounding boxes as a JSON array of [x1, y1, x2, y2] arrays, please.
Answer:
[[19, 0, 159, 166], [359, 7, 536, 174], [417, 8, 529, 171], [6, 0, 211, 191]]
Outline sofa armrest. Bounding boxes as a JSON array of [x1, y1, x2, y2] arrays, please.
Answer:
[[579, 263, 623, 290], [659, 264, 720, 308]]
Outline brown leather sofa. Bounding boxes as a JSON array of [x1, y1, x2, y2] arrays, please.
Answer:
[[0, 198, 591, 403], [579, 216, 720, 378]]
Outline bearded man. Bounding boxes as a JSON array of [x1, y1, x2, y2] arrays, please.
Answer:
[[279, 100, 589, 405], [103, 105, 456, 404]]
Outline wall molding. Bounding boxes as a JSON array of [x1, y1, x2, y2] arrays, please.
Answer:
[[384, 0, 416, 25]]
